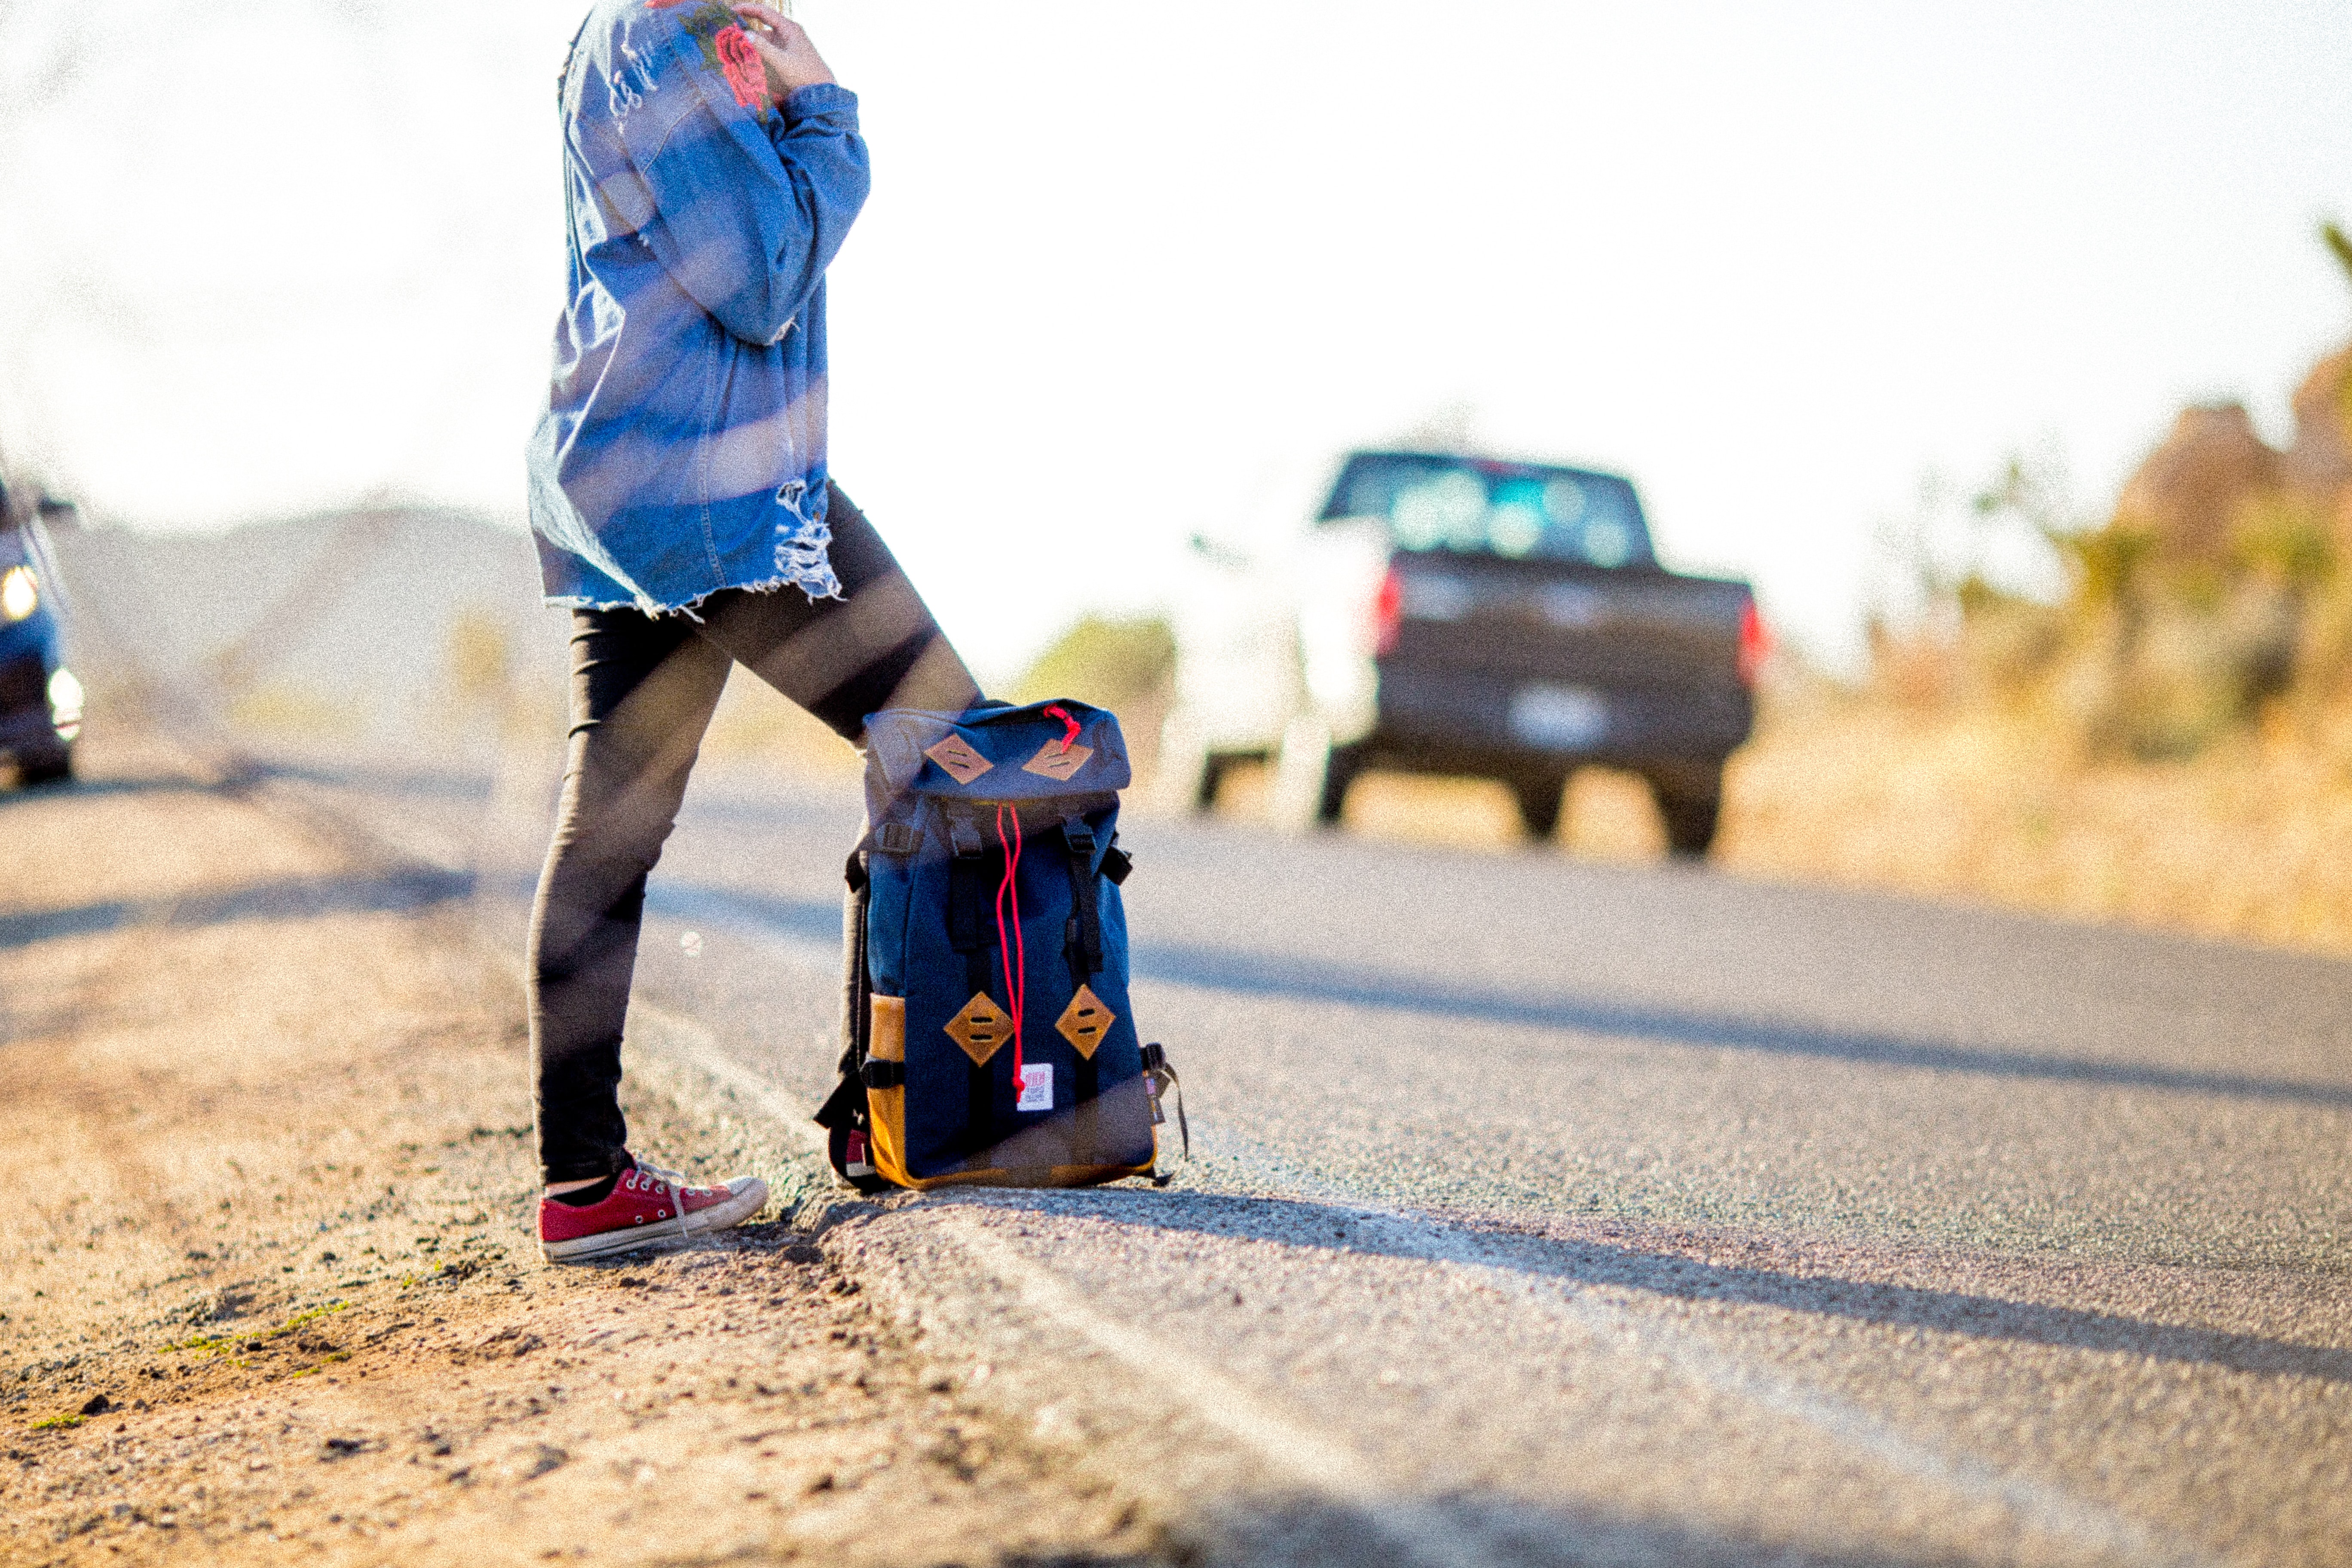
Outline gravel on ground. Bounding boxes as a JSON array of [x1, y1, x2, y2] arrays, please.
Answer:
[[0, 734, 1179, 1567]]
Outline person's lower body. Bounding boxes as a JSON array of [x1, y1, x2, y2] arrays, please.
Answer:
[[526, 481, 980, 1243]]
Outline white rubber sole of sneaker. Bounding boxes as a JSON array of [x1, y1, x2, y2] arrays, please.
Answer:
[[540, 1176, 770, 1264]]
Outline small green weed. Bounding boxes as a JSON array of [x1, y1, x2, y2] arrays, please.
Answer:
[[276, 1302, 349, 1335], [159, 1333, 233, 1357]]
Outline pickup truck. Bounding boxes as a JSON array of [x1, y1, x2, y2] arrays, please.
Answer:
[[1158, 449, 1764, 855]]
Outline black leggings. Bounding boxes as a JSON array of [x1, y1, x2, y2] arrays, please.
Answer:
[[527, 481, 980, 1183]]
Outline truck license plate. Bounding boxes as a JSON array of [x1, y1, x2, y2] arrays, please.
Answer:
[[1508, 684, 1608, 750]]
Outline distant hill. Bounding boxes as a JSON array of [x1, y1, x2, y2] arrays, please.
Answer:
[[49, 505, 570, 742]]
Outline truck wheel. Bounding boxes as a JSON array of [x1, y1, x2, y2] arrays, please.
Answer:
[[1648, 775, 1721, 859], [1269, 717, 1356, 832], [1510, 771, 1568, 841], [1193, 755, 1230, 812], [17, 744, 72, 788], [1316, 747, 1363, 826]]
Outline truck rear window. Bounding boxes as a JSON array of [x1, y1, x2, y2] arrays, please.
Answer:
[[1320, 452, 1653, 568]]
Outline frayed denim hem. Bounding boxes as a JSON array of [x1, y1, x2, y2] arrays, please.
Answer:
[[538, 558, 844, 621]]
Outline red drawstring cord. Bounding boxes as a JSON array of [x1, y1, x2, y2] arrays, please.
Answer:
[[993, 802, 1026, 1089], [992, 702, 1078, 1101]]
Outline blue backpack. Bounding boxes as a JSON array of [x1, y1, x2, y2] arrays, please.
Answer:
[[815, 699, 1184, 1190]]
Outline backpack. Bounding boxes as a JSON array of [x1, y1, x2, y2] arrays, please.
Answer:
[[815, 699, 1185, 1191]]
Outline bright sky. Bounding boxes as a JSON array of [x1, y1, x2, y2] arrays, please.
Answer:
[[3, 0, 2349, 679]]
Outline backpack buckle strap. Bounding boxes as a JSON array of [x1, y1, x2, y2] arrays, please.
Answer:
[[946, 810, 986, 858], [847, 823, 925, 894], [861, 1059, 906, 1090]]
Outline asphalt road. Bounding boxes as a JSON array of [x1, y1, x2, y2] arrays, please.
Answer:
[[269, 738, 2352, 1568]]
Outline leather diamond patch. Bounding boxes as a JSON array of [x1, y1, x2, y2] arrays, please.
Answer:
[[944, 991, 1013, 1066], [1022, 741, 1094, 782], [1054, 984, 1114, 1059], [925, 734, 995, 786]]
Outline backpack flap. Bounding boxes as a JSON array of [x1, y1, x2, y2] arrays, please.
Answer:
[[862, 700, 1132, 826]]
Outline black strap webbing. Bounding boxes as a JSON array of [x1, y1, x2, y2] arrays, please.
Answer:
[[967, 1053, 993, 1155], [939, 810, 1000, 1154], [947, 816, 989, 956], [861, 1059, 905, 1090], [1060, 818, 1103, 985], [1073, 1048, 1101, 1159]]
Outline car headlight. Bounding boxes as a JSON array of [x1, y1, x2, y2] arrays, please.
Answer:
[[48, 666, 83, 720], [0, 567, 37, 622]]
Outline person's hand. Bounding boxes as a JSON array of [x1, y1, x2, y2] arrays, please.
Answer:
[[733, 3, 836, 101]]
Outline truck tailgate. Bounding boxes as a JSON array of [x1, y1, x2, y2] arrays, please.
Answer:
[[1376, 553, 1754, 761]]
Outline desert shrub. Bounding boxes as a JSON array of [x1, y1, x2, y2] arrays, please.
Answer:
[[1011, 615, 1176, 711], [1886, 463, 2346, 761]]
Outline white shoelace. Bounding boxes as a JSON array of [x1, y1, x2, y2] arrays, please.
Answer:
[[630, 1161, 709, 1241]]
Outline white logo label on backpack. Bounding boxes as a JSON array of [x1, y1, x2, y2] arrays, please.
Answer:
[[1016, 1063, 1054, 1112]]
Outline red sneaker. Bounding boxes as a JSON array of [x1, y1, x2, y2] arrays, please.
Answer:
[[538, 1160, 769, 1263]]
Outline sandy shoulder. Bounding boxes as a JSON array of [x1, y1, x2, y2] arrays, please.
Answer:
[[0, 735, 1174, 1567]]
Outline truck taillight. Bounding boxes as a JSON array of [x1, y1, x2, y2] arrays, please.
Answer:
[[1737, 597, 1770, 687], [1372, 566, 1403, 656]]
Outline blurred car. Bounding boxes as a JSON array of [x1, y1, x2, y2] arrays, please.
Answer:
[[1160, 450, 1764, 855], [0, 474, 82, 786]]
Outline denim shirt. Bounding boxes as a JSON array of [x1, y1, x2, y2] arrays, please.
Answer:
[[526, 0, 870, 614]]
